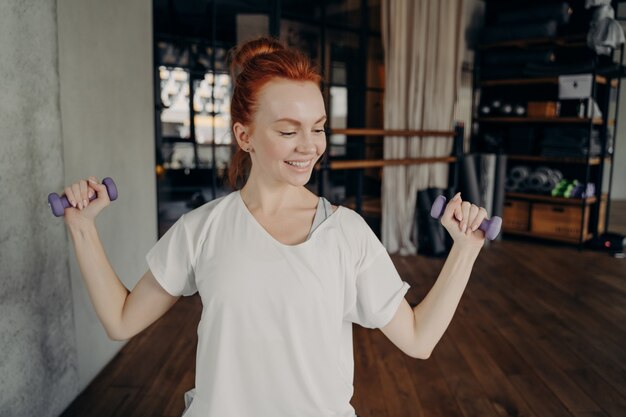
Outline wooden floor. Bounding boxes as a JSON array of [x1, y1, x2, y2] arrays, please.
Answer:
[[60, 202, 626, 417]]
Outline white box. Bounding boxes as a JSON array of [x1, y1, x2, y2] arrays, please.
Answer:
[[558, 74, 593, 99]]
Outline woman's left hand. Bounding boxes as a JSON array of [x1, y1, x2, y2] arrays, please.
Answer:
[[439, 192, 487, 249]]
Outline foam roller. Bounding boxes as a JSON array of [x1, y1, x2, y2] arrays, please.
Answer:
[[430, 195, 502, 241], [48, 177, 118, 217]]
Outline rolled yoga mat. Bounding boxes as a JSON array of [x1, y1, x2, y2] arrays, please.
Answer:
[[506, 165, 531, 192], [479, 154, 496, 217], [417, 188, 447, 256], [460, 154, 481, 206], [510, 165, 531, 182], [526, 171, 549, 192], [492, 155, 507, 241], [479, 154, 497, 247]]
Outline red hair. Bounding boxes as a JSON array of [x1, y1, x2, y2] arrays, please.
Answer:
[[227, 35, 323, 190]]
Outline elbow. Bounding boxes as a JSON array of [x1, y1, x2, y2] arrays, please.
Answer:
[[411, 349, 432, 360], [106, 326, 130, 342], [410, 343, 434, 360], [107, 330, 125, 342]]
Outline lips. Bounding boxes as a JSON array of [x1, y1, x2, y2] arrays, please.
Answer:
[[284, 159, 313, 168]]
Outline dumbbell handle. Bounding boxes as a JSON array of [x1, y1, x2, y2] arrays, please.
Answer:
[[430, 195, 502, 241], [48, 177, 118, 217]]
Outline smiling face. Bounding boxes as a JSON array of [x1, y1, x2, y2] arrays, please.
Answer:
[[233, 78, 327, 188]]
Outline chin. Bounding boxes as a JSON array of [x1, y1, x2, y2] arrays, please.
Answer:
[[284, 174, 313, 187]]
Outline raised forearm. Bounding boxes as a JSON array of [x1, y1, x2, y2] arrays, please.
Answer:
[[412, 243, 480, 357], [68, 221, 129, 340]]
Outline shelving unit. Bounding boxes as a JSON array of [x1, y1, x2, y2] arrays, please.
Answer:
[[472, 2, 624, 247], [478, 116, 606, 124]]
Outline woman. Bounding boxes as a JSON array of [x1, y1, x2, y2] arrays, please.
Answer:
[[63, 35, 487, 417]]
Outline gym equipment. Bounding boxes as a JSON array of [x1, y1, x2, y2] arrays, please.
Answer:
[[417, 189, 448, 256], [571, 182, 596, 198], [507, 166, 564, 194], [48, 177, 118, 217], [513, 103, 526, 116], [461, 155, 481, 204], [430, 195, 502, 241], [501, 102, 513, 115]]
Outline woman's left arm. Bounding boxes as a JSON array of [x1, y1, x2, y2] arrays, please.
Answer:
[[380, 192, 486, 359]]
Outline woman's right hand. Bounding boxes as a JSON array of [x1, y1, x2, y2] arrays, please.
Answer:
[[63, 176, 111, 227]]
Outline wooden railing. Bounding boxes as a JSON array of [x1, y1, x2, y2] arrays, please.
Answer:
[[316, 124, 464, 214]]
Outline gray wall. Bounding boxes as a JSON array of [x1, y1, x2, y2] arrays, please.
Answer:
[[0, 0, 155, 415], [0, 1, 78, 416], [57, 0, 155, 389], [612, 86, 626, 200], [613, 20, 626, 200]]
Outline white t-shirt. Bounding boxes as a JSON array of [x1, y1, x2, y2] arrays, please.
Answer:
[[145, 190, 411, 417]]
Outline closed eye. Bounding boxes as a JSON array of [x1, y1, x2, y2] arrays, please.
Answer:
[[279, 131, 296, 136]]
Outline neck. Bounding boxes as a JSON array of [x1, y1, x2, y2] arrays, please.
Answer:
[[240, 173, 306, 216]]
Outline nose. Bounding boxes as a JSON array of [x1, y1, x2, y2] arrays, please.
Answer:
[[296, 132, 319, 154]]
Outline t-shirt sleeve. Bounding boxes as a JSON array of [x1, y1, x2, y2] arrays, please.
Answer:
[[345, 214, 411, 329], [145, 213, 198, 297]]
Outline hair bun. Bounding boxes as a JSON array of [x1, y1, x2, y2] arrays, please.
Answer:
[[228, 36, 286, 79]]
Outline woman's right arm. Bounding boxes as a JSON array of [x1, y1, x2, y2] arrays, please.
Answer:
[[65, 177, 180, 341]]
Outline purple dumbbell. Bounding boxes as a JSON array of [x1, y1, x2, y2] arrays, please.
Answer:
[[430, 195, 502, 240], [48, 177, 118, 217]]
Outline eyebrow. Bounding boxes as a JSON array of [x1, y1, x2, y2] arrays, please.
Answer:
[[273, 115, 327, 125]]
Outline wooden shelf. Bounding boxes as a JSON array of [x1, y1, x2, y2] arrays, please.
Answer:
[[329, 128, 455, 137], [507, 155, 602, 165], [477, 117, 604, 125], [342, 196, 382, 215], [314, 156, 457, 171], [503, 228, 594, 244], [506, 192, 597, 205], [478, 34, 587, 50], [481, 75, 608, 87]]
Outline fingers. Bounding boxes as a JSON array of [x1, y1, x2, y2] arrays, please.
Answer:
[[88, 178, 111, 206], [71, 183, 82, 209], [469, 207, 488, 232], [65, 177, 102, 210], [453, 198, 463, 222], [87, 176, 97, 199], [444, 192, 462, 222], [79, 180, 89, 209], [465, 204, 479, 234], [64, 185, 76, 208], [442, 192, 488, 236]]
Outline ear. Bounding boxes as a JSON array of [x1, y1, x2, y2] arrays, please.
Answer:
[[233, 122, 251, 150]]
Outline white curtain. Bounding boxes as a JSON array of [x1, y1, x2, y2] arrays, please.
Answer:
[[381, 0, 465, 255]]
